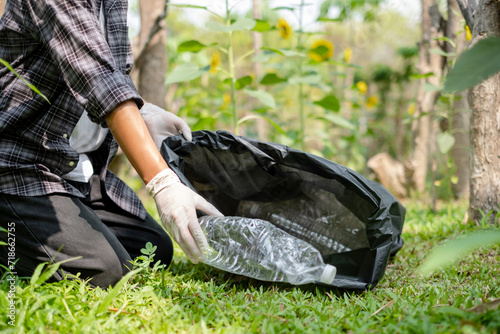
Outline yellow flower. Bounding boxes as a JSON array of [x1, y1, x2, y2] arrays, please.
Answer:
[[309, 40, 334, 62], [210, 51, 220, 74], [223, 92, 231, 104], [407, 103, 416, 115], [344, 47, 352, 63], [465, 25, 472, 41], [366, 95, 378, 109], [356, 81, 367, 95], [277, 18, 292, 39], [221, 92, 231, 109]]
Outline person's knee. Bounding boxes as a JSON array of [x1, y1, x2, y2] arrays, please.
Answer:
[[74, 251, 132, 289]]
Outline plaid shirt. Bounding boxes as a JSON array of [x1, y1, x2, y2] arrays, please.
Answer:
[[0, 0, 147, 219]]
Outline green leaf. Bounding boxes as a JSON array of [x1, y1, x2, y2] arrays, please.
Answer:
[[96, 269, 141, 314], [30, 257, 81, 287], [252, 19, 271, 32], [313, 95, 340, 112], [237, 114, 286, 135], [178, 40, 215, 53], [166, 63, 210, 84], [410, 72, 434, 79], [419, 230, 500, 276], [317, 114, 356, 130], [206, 18, 256, 32], [435, 306, 468, 317], [261, 47, 284, 55], [244, 89, 276, 109], [430, 48, 456, 57], [272, 6, 295, 11], [423, 82, 441, 92], [437, 132, 455, 154], [261, 47, 306, 57], [260, 73, 288, 85], [168, 4, 208, 10], [280, 49, 306, 57], [0, 58, 50, 104], [289, 74, 322, 85], [317, 17, 343, 22], [235, 75, 253, 90], [310, 45, 331, 57], [444, 36, 500, 93]]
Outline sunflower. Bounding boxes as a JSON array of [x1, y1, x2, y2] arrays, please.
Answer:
[[309, 40, 334, 62], [221, 92, 231, 109], [277, 18, 292, 39], [356, 81, 367, 95], [407, 103, 416, 116], [344, 47, 352, 63], [210, 51, 220, 74], [366, 95, 378, 109]]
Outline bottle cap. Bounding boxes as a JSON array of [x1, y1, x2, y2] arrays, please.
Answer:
[[320, 264, 337, 284], [249, 204, 261, 216]]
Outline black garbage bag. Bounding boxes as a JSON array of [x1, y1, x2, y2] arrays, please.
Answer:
[[160, 130, 405, 290]]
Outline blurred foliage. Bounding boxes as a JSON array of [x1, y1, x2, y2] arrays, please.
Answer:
[[162, 0, 421, 173], [443, 36, 500, 93]]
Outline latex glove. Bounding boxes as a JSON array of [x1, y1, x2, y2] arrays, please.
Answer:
[[140, 103, 192, 149], [146, 168, 223, 263]]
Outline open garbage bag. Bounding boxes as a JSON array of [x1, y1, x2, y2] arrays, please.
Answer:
[[160, 130, 405, 290]]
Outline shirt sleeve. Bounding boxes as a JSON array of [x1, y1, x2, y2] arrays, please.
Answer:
[[24, 0, 143, 125]]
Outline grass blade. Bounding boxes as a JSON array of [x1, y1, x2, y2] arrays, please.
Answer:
[[0, 58, 50, 104]]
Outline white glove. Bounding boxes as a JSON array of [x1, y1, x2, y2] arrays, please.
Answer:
[[146, 168, 223, 263], [140, 103, 192, 149]]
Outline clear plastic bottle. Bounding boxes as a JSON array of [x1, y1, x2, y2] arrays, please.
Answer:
[[235, 185, 370, 257], [199, 215, 336, 285]]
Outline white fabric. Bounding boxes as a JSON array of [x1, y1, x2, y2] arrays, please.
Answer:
[[63, 1, 109, 183], [60, 154, 94, 182], [146, 168, 223, 263]]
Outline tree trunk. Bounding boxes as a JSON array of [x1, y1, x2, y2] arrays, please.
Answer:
[[467, 0, 500, 223], [134, 0, 168, 108], [456, 0, 480, 28], [367, 153, 408, 199], [447, 0, 470, 199], [411, 0, 444, 193], [110, 0, 168, 176]]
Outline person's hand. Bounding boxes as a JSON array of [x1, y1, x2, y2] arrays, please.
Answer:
[[140, 103, 192, 149], [146, 168, 223, 263]]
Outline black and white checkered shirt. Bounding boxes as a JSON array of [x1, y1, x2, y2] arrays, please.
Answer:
[[0, 0, 147, 219]]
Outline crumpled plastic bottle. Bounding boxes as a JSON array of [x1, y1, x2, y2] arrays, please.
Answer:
[[199, 215, 337, 285], [236, 184, 370, 257]]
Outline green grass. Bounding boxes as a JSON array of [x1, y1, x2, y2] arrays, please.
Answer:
[[1, 200, 499, 333]]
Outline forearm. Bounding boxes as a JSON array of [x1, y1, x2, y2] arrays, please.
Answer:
[[105, 100, 168, 184]]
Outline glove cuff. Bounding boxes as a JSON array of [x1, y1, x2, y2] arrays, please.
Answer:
[[139, 102, 162, 120], [146, 168, 181, 197]]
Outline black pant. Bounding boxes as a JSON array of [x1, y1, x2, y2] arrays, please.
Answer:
[[0, 175, 173, 288]]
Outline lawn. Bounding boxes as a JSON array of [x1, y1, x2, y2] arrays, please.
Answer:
[[1, 200, 499, 333]]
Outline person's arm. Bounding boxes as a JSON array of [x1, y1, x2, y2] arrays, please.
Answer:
[[26, 0, 143, 123], [105, 100, 166, 184], [106, 100, 223, 263]]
